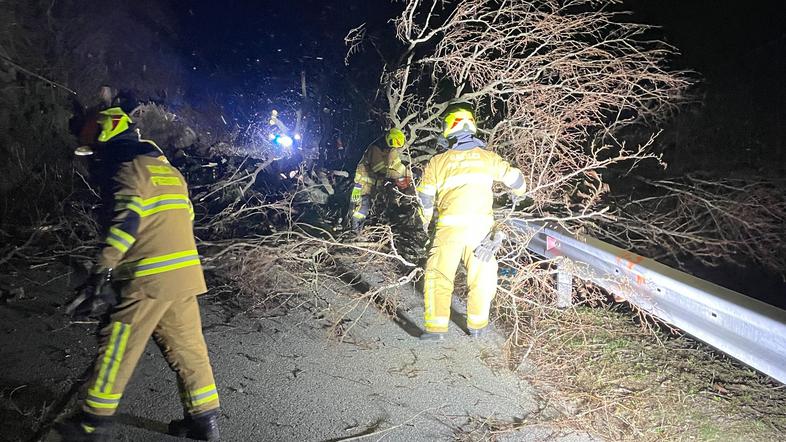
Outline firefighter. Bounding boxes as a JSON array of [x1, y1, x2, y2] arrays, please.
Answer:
[[350, 128, 411, 231], [417, 103, 527, 341], [62, 107, 220, 440]]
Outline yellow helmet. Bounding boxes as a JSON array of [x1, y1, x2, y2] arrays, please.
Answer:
[[385, 128, 406, 148], [97, 107, 133, 142], [442, 104, 477, 138]]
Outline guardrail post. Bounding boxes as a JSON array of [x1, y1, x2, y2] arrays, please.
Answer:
[[556, 259, 573, 308]]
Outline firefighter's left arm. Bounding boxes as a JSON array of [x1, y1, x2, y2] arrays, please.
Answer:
[[96, 162, 142, 272], [385, 148, 407, 180], [416, 159, 437, 229], [492, 154, 527, 197], [369, 145, 387, 176]]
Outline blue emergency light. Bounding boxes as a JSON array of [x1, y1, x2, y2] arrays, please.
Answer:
[[274, 134, 294, 148]]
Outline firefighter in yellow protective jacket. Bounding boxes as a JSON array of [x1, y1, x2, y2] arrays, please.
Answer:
[[417, 104, 527, 341], [64, 108, 220, 440], [350, 128, 411, 231]]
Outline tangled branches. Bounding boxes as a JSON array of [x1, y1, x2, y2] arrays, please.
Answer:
[[345, 0, 692, 323], [603, 174, 786, 275], [383, 0, 691, 223]]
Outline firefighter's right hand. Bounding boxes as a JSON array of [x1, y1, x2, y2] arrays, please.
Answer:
[[395, 176, 412, 190], [350, 185, 362, 203], [473, 231, 507, 263], [509, 189, 529, 205], [66, 268, 114, 319]]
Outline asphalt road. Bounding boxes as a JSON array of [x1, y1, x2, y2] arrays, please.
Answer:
[[1, 263, 597, 441]]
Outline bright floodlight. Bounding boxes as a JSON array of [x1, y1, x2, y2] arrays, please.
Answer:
[[275, 134, 294, 148]]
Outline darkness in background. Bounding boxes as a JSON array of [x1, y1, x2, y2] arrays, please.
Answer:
[[171, 1, 398, 122], [625, 0, 786, 173]]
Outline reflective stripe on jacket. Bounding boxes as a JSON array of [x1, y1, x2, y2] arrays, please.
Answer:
[[416, 134, 526, 228]]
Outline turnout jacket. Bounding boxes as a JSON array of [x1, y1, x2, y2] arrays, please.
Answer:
[[353, 144, 408, 195], [94, 131, 207, 300], [416, 133, 527, 228]]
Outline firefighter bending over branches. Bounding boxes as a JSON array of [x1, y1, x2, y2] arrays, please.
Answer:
[[62, 105, 220, 440], [417, 103, 527, 341], [350, 128, 413, 232]]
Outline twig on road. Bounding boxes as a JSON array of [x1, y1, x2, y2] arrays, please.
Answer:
[[327, 407, 437, 442]]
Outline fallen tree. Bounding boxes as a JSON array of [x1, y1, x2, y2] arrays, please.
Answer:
[[345, 0, 694, 318]]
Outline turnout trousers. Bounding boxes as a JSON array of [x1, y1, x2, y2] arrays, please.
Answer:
[[82, 289, 219, 417], [423, 222, 498, 333]]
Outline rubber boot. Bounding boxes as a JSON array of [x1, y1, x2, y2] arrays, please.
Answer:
[[419, 332, 445, 342], [468, 327, 487, 338], [57, 412, 112, 441], [169, 409, 220, 441]]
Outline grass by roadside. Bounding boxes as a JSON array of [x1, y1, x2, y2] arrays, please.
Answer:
[[507, 305, 786, 441]]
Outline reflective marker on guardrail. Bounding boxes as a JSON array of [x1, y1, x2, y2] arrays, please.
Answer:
[[510, 219, 786, 385]]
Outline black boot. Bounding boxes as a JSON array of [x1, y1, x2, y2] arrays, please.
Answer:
[[169, 409, 220, 441], [57, 412, 112, 441], [468, 327, 487, 338]]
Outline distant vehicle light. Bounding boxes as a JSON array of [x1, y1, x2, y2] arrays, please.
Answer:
[[274, 134, 294, 148], [294, 133, 302, 140], [268, 133, 276, 140]]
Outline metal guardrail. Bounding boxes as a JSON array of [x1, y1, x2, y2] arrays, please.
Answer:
[[510, 219, 786, 385]]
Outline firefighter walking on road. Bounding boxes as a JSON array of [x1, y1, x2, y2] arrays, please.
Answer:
[[417, 104, 527, 341], [350, 128, 412, 232], [63, 107, 220, 440]]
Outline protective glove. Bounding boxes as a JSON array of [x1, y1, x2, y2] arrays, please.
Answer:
[[66, 268, 116, 320], [350, 185, 362, 204], [509, 190, 529, 205], [473, 231, 507, 263]]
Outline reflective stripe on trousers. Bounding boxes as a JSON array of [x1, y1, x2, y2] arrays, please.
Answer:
[[86, 321, 131, 412], [83, 295, 219, 417], [181, 384, 220, 408]]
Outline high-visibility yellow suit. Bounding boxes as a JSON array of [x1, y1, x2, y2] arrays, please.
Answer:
[[82, 125, 219, 420], [351, 143, 409, 228], [417, 133, 526, 333]]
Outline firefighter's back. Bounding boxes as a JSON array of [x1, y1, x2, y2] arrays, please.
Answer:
[[113, 152, 207, 300]]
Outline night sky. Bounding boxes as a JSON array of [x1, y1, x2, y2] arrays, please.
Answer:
[[165, 0, 785, 165], [627, 0, 786, 118], [172, 1, 400, 116]]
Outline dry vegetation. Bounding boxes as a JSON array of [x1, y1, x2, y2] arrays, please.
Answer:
[[1, 1, 785, 440], [602, 174, 786, 273], [501, 306, 786, 441]]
